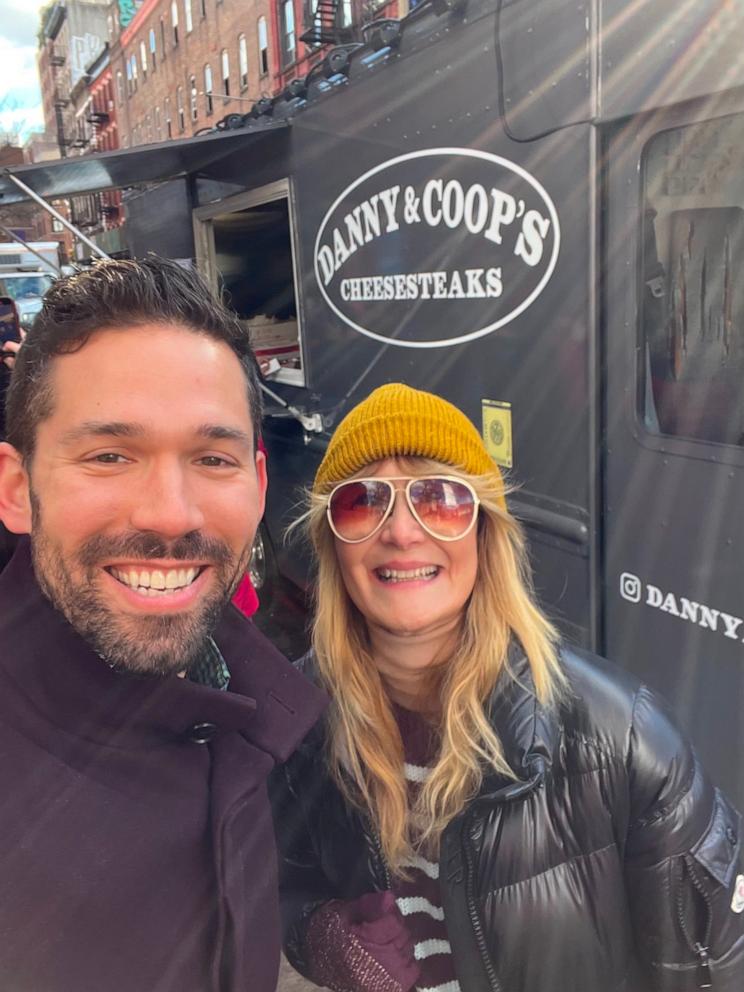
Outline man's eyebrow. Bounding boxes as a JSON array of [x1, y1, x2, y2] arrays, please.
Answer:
[[197, 424, 253, 445], [59, 421, 146, 444], [57, 422, 253, 446]]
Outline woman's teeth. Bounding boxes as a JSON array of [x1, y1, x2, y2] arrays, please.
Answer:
[[109, 566, 201, 596], [376, 566, 439, 583]]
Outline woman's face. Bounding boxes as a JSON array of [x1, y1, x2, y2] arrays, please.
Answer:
[[333, 458, 479, 640]]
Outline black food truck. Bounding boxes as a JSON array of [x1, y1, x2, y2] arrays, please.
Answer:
[[2, 0, 744, 813]]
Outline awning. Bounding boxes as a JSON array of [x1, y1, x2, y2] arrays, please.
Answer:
[[0, 122, 290, 205]]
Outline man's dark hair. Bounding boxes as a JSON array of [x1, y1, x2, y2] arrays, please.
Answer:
[[5, 255, 263, 459]]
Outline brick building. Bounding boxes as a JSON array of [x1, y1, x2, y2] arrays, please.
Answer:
[[67, 42, 124, 249], [113, 0, 278, 148], [37, 0, 112, 156], [0, 145, 40, 242], [114, 0, 405, 148]]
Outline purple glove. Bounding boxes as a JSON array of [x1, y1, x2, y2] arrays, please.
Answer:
[[304, 890, 420, 992]]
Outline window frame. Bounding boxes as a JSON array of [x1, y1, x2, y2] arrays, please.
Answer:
[[192, 179, 307, 388], [258, 16, 269, 76], [281, 0, 296, 67], [190, 75, 198, 122], [239, 34, 248, 90], [221, 48, 230, 98], [204, 63, 214, 115], [176, 85, 185, 131], [636, 111, 744, 457]]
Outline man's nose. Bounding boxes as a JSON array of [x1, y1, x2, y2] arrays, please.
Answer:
[[379, 492, 425, 547], [128, 461, 205, 537]]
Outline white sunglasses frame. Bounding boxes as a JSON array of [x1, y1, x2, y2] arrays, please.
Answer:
[[326, 475, 481, 544]]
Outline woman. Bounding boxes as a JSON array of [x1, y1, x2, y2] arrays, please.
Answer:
[[272, 383, 744, 992]]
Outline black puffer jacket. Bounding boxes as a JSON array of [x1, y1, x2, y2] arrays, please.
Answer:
[[271, 646, 744, 992]]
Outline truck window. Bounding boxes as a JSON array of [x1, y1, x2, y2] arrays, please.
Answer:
[[640, 113, 744, 447], [202, 186, 304, 386]]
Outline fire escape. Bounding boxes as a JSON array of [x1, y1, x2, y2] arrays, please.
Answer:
[[50, 46, 69, 159], [85, 108, 120, 228], [300, 0, 358, 47]]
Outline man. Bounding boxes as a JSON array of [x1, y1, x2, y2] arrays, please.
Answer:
[[0, 256, 325, 992]]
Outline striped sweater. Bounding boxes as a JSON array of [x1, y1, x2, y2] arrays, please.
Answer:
[[392, 705, 461, 992]]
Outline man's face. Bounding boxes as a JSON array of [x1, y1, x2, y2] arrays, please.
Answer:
[[18, 322, 266, 676]]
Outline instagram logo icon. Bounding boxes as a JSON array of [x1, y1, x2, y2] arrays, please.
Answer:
[[620, 573, 642, 604]]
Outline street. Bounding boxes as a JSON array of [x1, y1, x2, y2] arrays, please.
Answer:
[[277, 955, 323, 992]]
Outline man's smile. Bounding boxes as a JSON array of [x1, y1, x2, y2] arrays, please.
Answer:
[[99, 560, 215, 613], [106, 564, 206, 596]]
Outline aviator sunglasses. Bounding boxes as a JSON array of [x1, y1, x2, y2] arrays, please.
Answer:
[[326, 476, 480, 544]]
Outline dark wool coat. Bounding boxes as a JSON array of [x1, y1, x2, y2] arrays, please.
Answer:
[[0, 540, 326, 992], [272, 648, 744, 992]]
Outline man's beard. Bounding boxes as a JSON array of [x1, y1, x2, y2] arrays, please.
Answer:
[[29, 494, 251, 677]]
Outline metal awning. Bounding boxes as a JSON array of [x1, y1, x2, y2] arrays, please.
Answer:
[[0, 122, 290, 205]]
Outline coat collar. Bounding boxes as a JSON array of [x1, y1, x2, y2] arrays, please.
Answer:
[[482, 644, 561, 797], [0, 539, 326, 760]]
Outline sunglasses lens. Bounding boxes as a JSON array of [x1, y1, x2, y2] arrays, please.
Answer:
[[329, 481, 392, 541], [409, 478, 476, 538]]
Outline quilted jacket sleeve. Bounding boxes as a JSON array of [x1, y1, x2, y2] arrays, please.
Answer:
[[623, 684, 744, 990]]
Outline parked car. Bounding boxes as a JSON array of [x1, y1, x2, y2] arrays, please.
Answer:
[[0, 273, 54, 330]]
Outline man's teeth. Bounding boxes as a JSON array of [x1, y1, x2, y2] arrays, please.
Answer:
[[110, 566, 200, 596], [376, 566, 439, 583]]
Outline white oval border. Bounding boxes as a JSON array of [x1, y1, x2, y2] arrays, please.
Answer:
[[313, 147, 561, 350]]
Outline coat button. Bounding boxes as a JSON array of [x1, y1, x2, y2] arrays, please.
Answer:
[[726, 826, 737, 846], [186, 722, 218, 744]]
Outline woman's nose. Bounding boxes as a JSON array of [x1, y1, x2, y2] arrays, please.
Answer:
[[379, 491, 425, 546]]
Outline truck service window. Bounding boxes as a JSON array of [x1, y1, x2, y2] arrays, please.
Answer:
[[641, 114, 744, 447], [210, 196, 303, 385]]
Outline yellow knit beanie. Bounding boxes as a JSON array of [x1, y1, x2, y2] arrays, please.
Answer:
[[314, 383, 505, 505]]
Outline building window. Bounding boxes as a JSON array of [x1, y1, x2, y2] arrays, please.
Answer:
[[146, 112, 153, 142], [258, 17, 269, 76], [238, 34, 248, 89], [160, 17, 167, 56], [185, 0, 193, 33], [130, 54, 138, 91], [200, 0, 206, 15], [171, 1, 179, 45], [116, 70, 124, 104], [190, 75, 198, 121], [149, 28, 157, 70], [140, 40, 147, 78], [281, 1, 296, 65], [155, 105, 162, 141], [176, 86, 185, 130], [204, 63, 213, 115], [165, 96, 172, 138], [340, 0, 352, 27], [221, 49, 230, 98]]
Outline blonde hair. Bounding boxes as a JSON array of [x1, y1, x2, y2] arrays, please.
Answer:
[[302, 458, 563, 872]]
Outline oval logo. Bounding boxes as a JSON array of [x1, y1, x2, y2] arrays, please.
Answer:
[[313, 148, 560, 349]]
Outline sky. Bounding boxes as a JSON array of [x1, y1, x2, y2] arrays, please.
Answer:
[[0, 0, 49, 141]]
